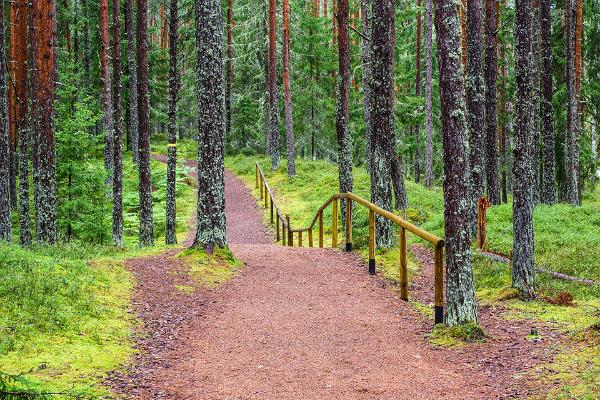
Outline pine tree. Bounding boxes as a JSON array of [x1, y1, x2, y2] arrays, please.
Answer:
[[226, 0, 233, 139], [268, 0, 280, 170], [466, 0, 485, 233], [137, 0, 154, 246], [484, 0, 500, 204], [125, 0, 139, 163], [282, 0, 296, 177], [424, 0, 434, 187], [193, 0, 227, 249], [565, 0, 580, 205], [0, 0, 11, 242], [112, 0, 124, 247], [100, 0, 115, 186], [166, 0, 180, 245], [512, 0, 536, 297], [539, 0, 556, 204], [14, 0, 31, 245], [31, 0, 58, 244], [336, 0, 353, 232], [414, 0, 422, 183], [434, 0, 478, 325], [361, 0, 373, 173]]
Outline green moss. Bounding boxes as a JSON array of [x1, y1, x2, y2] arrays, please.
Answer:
[[178, 247, 242, 289], [428, 323, 487, 347]]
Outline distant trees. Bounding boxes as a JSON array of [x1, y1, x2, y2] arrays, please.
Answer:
[[435, 0, 478, 325], [193, 0, 227, 249], [137, 0, 154, 246]]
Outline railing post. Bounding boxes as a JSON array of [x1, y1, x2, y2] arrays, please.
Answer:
[[399, 227, 408, 300], [276, 215, 280, 242], [332, 198, 338, 248], [345, 198, 353, 251], [368, 210, 375, 275], [298, 231, 303, 247], [282, 219, 287, 246], [286, 214, 293, 247], [308, 229, 313, 247], [434, 243, 444, 324], [255, 164, 259, 188], [259, 174, 263, 200], [318, 211, 324, 248], [270, 196, 274, 224], [264, 184, 268, 209]]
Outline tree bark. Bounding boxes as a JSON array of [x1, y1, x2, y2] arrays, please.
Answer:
[[370, 0, 395, 248], [225, 0, 233, 139], [361, 0, 373, 173], [8, 3, 17, 212], [565, 0, 580, 205], [100, 0, 115, 187], [31, 0, 58, 244], [531, 0, 541, 204], [268, 0, 280, 170], [466, 0, 485, 234], [539, 0, 556, 204], [125, 0, 139, 163], [336, 0, 353, 231], [137, 0, 154, 246], [193, 0, 227, 249], [166, 0, 179, 245], [15, 0, 30, 245], [434, 0, 478, 325], [424, 0, 433, 187], [414, 0, 422, 183], [0, 0, 11, 242], [112, 0, 124, 247], [484, 0, 500, 204], [282, 0, 296, 177], [512, 0, 535, 297]]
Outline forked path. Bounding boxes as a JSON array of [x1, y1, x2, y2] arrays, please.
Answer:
[[110, 163, 551, 399]]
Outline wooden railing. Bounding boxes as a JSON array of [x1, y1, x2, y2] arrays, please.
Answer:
[[255, 163, 446, 324]]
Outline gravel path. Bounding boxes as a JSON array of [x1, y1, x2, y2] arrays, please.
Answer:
[[108, 162, 556, 399]]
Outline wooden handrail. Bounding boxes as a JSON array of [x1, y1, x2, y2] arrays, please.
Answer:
[[255, 162, 445, 324]]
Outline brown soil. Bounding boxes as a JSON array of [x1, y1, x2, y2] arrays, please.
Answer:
[[107, 161, 558, 399]]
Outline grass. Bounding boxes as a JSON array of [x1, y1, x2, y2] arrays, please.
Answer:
[[225, 154, 600, 398], [428, 323, 487, 347], [177, 247, 243, 290], [0, 154, 198, 398]]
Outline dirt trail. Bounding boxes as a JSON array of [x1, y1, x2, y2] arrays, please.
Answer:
[[109, 162, 555, 399]]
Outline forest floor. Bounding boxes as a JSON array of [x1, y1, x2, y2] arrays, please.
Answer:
[[107, 158, 560, 399]]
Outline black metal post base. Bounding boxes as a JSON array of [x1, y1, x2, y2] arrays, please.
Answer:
[[345, 242, 352, 252], [434, 306, 444, 325], [368, 259, 375, 275]]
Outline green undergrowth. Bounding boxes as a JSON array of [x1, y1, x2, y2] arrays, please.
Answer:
[[428, 322, 487, 347], [226, 155, 600, 397], [0, 154, 198, 397], [176, 247, 242, 290]]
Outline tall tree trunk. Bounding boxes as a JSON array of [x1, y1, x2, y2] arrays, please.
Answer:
[[82, 0, 92, 85], [434, 0, 478, 325], [539, 0, 555, 204], [530, 0, 541, 204], [512, 0, 535, 297], [125, 0, 139, 163], [414, 0, 422, 183], [424, 0, 433, 187], [137, 0, 154, 246], [484, 0, 500, 204], [31, 0, 58, 244], [268, 0, 280, 170], [565, 0, 580, 205], [166, 0, 179, 245], [282, 0, 296, 177], [336, 0, 353, 233], [100, 0, 115, 187], [193, 0, 227, 249], [15, 0, 30, 245], [0, 0, 10, 242], [370, 0, 395, 248], [112, 0, 124, 247], [466, 0, 485, 235], [361, 0, 373, 173], [225, 0, 233, 139], [8, 4, 17, 212]]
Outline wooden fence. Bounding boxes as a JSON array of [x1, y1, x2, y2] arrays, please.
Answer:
[[255, 163, 446, 324]]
